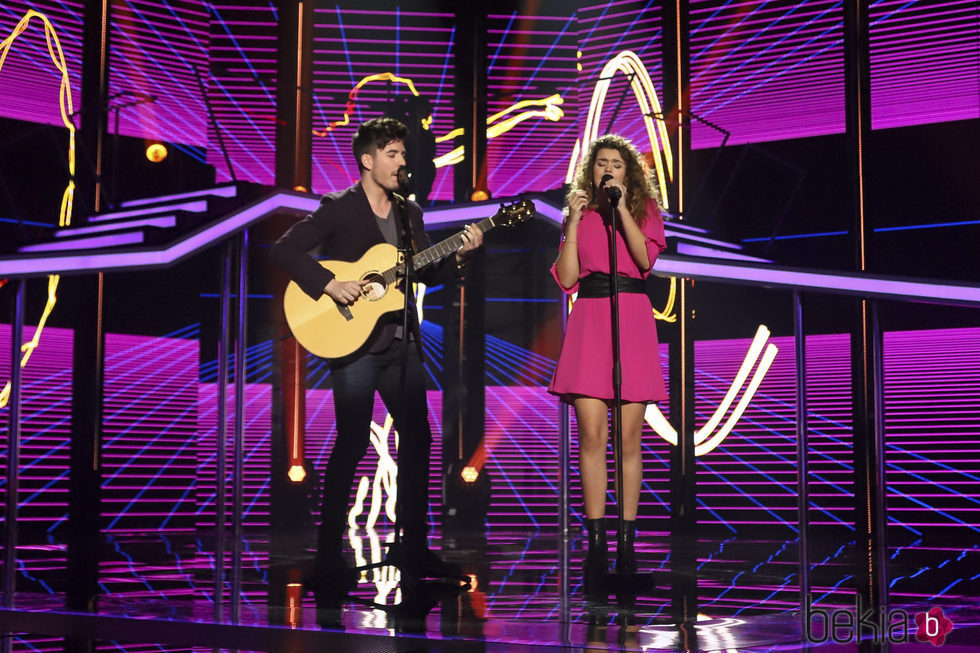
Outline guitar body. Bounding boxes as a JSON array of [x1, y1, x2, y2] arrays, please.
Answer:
[[282, 198, 534, 359], [282, 243, 405, 359]]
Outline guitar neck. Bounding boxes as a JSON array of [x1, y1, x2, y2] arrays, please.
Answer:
[[409, 216, 495, 271]]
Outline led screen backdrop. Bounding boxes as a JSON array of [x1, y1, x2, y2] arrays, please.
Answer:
[[689, 0, 846, 148], [484, 10, 578, 197], [107, 0, 209, 149], [2, 323, 979, 629], [577, 1, 664, 158], [310, 7, 457, 200], [869, 0, 980, 129], [2, 2, 978, 190], [3, 324, 978, 536], [205, 1, 279, 184]]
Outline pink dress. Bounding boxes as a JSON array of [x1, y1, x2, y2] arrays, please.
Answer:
[[548, 199, 668, 404]]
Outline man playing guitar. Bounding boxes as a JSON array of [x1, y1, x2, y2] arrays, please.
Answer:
[[271, 117, 483, 594]]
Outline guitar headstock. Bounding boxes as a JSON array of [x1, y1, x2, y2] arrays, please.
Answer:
[[493, 198, 535, 227]]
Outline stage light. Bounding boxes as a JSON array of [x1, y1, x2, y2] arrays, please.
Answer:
[[461, 466, 479, 483], [445, 460, 490, 533], [287, 464, 306, 483], [470, 190, 489, 202], [293, 185, 308, 192], [145, 141, 168, 163]]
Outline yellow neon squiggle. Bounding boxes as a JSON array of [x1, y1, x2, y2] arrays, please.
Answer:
[[312, 72, 431, 136], [311, 71, 565, 172], [0, 10, 74, 409], [433, 95, 565, 168]]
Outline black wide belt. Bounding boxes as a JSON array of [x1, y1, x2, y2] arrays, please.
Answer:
[[577, 272, 646, 298]]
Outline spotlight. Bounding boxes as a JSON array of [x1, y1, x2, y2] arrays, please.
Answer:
[[293, 185, 308, 193], [444, 460, 490, 533], [470, 189, 490, 202], [461, 465, 479, 483], [287, 464, 306, 483], [145, 141, 168, 163]]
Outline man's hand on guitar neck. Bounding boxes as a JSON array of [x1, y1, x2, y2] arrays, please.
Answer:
[[454, 223, 484, 264], [325, 278, 369, 305]]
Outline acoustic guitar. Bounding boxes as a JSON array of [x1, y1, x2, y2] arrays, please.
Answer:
[[283, 198, 534, 359]]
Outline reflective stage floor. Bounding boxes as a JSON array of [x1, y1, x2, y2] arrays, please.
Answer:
[[2, 528, 979, 651]]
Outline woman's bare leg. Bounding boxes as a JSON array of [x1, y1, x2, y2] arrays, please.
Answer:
[[615, 402, 646, 520], [573, 397, 611, 520]]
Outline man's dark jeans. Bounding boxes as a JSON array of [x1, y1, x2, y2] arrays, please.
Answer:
[[316, 338, 432, 566]]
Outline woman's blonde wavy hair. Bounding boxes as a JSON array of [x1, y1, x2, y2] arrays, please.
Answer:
[[567, 134, 661, 226]]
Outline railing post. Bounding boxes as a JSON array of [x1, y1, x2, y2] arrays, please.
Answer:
[[215, 241, 232, 624], [3, 279, 25, 612], [231, 229, 249, 625], [794, 291, 810, 624]]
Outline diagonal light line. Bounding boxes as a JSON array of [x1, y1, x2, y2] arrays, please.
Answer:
[[690, 0, 778, 67], [158, 0, 209, 58], [592, 0, 657, 65], [696, 3, 845, 114], [486, 336, 556, 375], [191, 383, 273, 516], [17, 335, 198, 476], [524, 15, 576, 88], [207, 3, 275, 103], [697, 455, 799, 531], [332, 7, 362, 123], [487, 12, 517, 77], [107, 0, 208, 143], [311, 96, 356, 191], [692, 0, 807, 95], [689, 0, 738, 40], [191, 383, 271, 506], [104, 398, 199, 531], [490, 112, 575, 192], [717, 381, 973, 533]]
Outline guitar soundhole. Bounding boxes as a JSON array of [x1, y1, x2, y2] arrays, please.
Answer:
[[361, 272, 387, 301]]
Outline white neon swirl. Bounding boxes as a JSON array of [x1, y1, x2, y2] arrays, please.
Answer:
[[644, 324, 778, 456], [695, 342, 778, 457], [694, 325, 770, 445]]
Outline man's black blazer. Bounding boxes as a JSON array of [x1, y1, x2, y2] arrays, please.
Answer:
[[270, 181, 461, 359]]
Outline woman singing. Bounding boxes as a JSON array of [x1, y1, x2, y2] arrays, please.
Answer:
[[549, 134, 668, 589]]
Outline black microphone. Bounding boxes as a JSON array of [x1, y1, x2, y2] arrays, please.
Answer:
[[396, 165, 413, 194], [600, 173, 621, 204]]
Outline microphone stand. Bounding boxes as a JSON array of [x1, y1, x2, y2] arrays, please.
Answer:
[[599, 186, 656, 603], [348, 184, 468, 601]]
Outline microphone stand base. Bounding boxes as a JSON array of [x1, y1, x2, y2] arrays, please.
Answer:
[[584, 570, 657, 604]]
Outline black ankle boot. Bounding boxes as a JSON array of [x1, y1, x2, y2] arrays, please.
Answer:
[[583, 518, 607, 594], [615, 519, 637, 573]]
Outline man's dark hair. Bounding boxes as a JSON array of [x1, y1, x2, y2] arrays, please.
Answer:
[[352, 118, 408, 171]]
